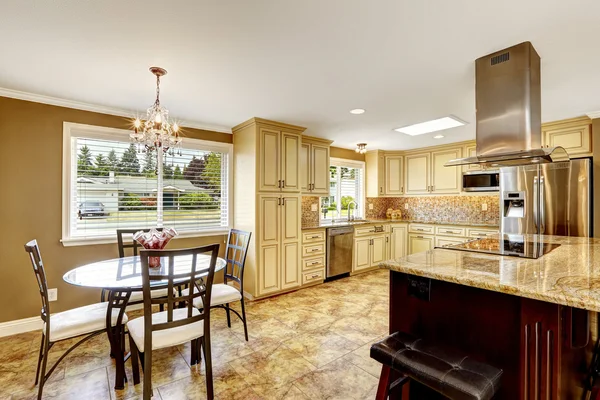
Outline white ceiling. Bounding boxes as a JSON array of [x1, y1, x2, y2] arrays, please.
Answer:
[[1, 0, 599, 150]]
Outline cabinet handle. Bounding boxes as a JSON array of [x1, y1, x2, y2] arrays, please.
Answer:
[[282, 179, 285, 188], [432, 185, 434, 192], [277, 180, 282, 188], [380, 186, 383, 193], [310, 261, 320, 266], [445, 230, 454, 234], [386, 237, 389, 243], [277, 198, 281, 206], [309, 235, 320, 239], [401, 186, 404, 192], [416, 235, 424, 239], [310, 274, 320, 279], [311, 248, 319, 252]]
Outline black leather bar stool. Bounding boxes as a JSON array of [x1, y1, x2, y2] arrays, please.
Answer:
[[370, 331, 502, 400]]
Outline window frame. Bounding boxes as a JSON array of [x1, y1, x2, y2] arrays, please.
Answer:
[[61, 122, 233, 246], [321, 157, 365, 221]]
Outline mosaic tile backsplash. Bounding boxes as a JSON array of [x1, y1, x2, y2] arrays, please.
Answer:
[[365, 195, 500, 225], [302, 196, 321, 227]]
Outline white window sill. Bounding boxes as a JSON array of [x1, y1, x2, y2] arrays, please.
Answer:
[[61, 229, 230, 247]]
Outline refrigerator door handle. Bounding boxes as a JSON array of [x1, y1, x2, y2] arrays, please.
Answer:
[[540, 176, 545, 234], [533, 176, 539, 233]]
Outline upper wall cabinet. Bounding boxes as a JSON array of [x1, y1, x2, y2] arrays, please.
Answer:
[[365, 150, 386, 197], [385, 155, 404, 195], [542, 116, 592, 158], [301, 136, 332, 196], [405, 147, 462, 195], [258, 126, 302, 192], [463, 143, 480, 171]]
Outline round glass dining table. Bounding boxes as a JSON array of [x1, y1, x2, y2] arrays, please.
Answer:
[[63, 254, 227, 290], [63, 254, 226, 390]]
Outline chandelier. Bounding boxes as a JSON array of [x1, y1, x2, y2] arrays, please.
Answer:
[[355, 143, 367, 154], [130, 67, 182, 154]]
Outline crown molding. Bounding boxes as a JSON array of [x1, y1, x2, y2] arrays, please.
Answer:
[[586, 111, 600, 119], [0, 87, 232, 134]]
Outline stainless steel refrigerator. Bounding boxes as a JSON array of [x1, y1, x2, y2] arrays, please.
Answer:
[[500, 158, 592, 237]]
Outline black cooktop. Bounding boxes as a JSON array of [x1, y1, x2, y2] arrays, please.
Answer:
[[442, 235, 560, 259]]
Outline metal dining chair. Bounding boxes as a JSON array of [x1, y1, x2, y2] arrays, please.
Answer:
[[24, 240, 130, 400], [101, 229, 171, 311], [126, 244, 219, 400], [182, 229, 252, 340]]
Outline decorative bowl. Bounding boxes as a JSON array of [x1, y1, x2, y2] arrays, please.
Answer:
[[133, 227, 178, 268]]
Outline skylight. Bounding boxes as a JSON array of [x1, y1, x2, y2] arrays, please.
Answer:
[[394, 116, 466, 136]]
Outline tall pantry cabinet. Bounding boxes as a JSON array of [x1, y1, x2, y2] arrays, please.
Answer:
[[232, 118, 304, 299]]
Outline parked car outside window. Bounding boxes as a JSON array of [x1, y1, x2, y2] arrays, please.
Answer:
[[78, 201, 106, 218]]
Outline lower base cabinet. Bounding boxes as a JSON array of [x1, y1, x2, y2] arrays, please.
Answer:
[[390, 224, 407, 258], [435, 236, 467, 248], [353, 226, 390, 273], [408, 234, 434, 254], [354, 237, 372, 271]]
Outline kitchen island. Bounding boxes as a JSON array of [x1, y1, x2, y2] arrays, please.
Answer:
[[380, 235, 600, 399]]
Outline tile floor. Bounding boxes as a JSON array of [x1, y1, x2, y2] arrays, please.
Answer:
[[0, 270, 389, 400]]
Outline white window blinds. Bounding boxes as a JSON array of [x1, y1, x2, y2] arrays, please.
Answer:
[[63, 123, 231, 243]]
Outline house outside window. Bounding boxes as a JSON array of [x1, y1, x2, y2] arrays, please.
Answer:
[[62, 122, 232, 245], [321, 158, 365, 221]]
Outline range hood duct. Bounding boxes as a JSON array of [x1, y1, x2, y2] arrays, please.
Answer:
[[445, 42, 569, 168]]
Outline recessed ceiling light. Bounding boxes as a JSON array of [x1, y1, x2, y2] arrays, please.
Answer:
[[394, 115, 466, 136], [433, 135, 444, 139], [350, 109, 365, 115]]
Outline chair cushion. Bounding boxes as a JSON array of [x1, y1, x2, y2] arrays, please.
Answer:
[[46, 302, 128, 342], [181, 283, 242, 308], [126, 308, 204, 353], [128, 287, 172, 304], [370, 331, 502, 400]]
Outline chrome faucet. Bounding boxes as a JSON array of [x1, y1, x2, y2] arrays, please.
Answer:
[[347, 200, 358, 221]]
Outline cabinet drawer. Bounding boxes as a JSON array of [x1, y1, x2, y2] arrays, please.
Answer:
[[435, 236, 467, 248], [435, 226, 466, 237], [355, 224, 389, 237], [302, 269, 324, 285], [303, 255, 325, 271], [302, 243, 325, 256], [408, 224, 434, 234], [302, 230, 325, 244], [467, 228, 498, 238]]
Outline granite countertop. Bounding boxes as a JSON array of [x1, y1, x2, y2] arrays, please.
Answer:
[[302, 219, 499, 230], [380, 235, 600, 312]]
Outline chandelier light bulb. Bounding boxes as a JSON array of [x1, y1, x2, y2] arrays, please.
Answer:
[[134, 118, 142, 129], [355, 148, 360, 153], [155, 113, 162, 124], [173, 123, 179, 133], [355, 143, 367, 154]]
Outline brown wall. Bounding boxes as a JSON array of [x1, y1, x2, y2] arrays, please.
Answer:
[[330, 146, 365, 162], [0, 96, 232, 322]]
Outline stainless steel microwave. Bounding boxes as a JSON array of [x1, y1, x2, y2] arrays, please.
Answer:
[[462, 170, 499, 192]]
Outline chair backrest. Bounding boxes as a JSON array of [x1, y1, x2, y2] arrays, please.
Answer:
[[223, 229, 252, 289], [139, 244, 220, 350], [24, 240, 50, 324], [116, 228, 163, 258]]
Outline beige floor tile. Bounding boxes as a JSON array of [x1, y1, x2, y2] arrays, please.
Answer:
[[273, 308, 338, 333], [294, 358, 379, 400], [283, 329, 360, 367], [328, 315, 388, 345], [339, 336, 388, 378], [35, 366, 111, 400]]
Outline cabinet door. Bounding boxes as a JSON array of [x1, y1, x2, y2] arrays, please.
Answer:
[[300, 143, 311, 193], [281, 196, 301, 242], [543, 122, 591, 157], [405, 153, 430, 194], [370, 236, 387, 267], [281, 242, 300, 289], [280, 131, 301, 192], [259, 195, 280, 245], [354, 238, 371, 272], [464, 144, 481, 171], [390, 226, 407, 259], [258, 244, 281, 295], [311, 144, 330, 195], [258, 128, 281, 192], [408, 234, 434, 254], [431, 149, 461, 194], [385, 155, 404, 195]]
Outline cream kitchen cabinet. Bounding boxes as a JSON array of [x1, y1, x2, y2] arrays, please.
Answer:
[[405, 153, 430, 194], [542, 117, 592, 158], [301, 136, 332, 195], [435, 236, 466, 247], [258, 127, 301, 193], [408, 233, 434, 254], [257, 194, 301, 295], [301, 228, 326, 287], [233, 118, 306, 300], [463, 143, 480, 171], [405, 148, 462, 195], [353, 224, 390, 273], [390, 224, 407, 259], [385, 155, 404, 195], [365, 150, 386, 197]]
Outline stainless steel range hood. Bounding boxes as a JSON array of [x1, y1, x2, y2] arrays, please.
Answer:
[[445, 42, 569, 168]]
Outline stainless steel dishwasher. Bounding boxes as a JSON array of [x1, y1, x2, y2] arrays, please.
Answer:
[[326, 226, 354, 278]]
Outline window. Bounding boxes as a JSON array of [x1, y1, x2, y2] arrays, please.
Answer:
[[321, 158, 364, 220], [62, 122, 232, 245]]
